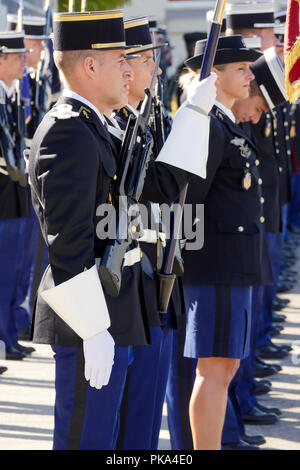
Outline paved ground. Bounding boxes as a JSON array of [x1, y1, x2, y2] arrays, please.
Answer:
[[1, 258, 300, 450]]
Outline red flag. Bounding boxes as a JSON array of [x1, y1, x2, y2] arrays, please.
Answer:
[[285, 0, 300, 102]]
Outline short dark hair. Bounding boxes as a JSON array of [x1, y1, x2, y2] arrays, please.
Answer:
[[249, 78, 262, 98]]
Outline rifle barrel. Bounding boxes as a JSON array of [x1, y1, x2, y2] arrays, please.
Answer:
[[200, 0, 227, 80]]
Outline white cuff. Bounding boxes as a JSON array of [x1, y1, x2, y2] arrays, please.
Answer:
[[156, 105, 210, 179], [40, 265, 111, 340]]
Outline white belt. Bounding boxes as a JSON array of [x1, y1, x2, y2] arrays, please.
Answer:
[[25, 138, 32, 149], [123, 246, 141, 267], [0, 157, 6, 167], [95, 246, 141, 270], [138, 229, 166, 246]]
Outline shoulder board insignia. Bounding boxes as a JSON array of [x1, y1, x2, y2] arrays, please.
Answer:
[[50, 104, 79, 120], [122, 107, 129, 118], [78, 106, 92, 119]]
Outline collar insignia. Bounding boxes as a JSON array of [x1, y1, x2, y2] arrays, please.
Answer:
[[215, 108, 225, 120], [122, 107, 129, 118], [78, 105, 91, 119]]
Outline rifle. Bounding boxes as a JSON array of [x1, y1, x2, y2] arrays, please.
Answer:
[[157, 0, 227, 313], [34, 0, 53, 126], [153, 77, 172, 156], [0, 85, 19, 181], [98, 52, 162, 297], [14, 0, 27, 187]]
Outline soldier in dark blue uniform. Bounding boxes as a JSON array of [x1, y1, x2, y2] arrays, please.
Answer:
[[223, 1, 291, 435], [177, 35, 270, 450], [7, 14, 51, 141], [108, 17, 186, 450], [5, 14, 50, 352], [28, 11, 144, 450], [0, 31, 31, 361], [28, 10, 217, 450], [225, 0, 290, 361]]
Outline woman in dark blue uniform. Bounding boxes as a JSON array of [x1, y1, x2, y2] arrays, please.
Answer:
[[180, 35, 272, 450]]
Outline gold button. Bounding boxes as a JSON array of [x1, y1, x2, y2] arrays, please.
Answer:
[[260, 216, 265, 223], [255, 159, 260, 166], [279, 166, 283, 172], [238, 226, 244, 232], [113, 174, 117, 181], [246, 162, 250, 168], [260, 197, 265, 204], [131, 226, 136, 233], [258, 178, 263, 185]]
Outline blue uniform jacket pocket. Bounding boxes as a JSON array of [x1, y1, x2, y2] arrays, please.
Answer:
[[216, 221, 260, 274]]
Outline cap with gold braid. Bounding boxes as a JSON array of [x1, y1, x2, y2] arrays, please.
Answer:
[[53, 10, 128, 51], [0, 31, 29, 53], [124, 16, 167, 55], [7, 14, 48, 39]]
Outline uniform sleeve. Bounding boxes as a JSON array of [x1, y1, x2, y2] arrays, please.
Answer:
[[185, 116, 227, 204], [142, 115, 225, 205], [142, 160, 191, 204], [33, 117, 111, 340], [37, 118, 98, 286]]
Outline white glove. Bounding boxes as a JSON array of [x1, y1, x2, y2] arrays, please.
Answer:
[[186, 72, 217, 115], [83, 329, 115, 390]]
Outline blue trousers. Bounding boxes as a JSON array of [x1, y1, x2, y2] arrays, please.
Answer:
[[116, 321, 173, 450], [52, 344, 132, 450], [0, 219, 23, 347], [12, 206, 48, 340], [222, 366, 245, 444], [257, 232, 282, 349], [235, 356, 257, 414], [288, 173, 300, 229], [165, 328, 196, 450]]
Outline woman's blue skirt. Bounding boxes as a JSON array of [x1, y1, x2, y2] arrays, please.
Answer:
[[184, 284, 252, 359]]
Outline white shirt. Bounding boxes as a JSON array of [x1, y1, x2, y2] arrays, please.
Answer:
[[215, 100, 236, 123], [0, 79, 15, 99], [126, 103, 139, 118]]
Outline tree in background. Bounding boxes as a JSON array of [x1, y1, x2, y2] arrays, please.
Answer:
[[58, 0, 131, 11]]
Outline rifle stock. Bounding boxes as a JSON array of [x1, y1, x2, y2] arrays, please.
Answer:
[[99, 53, 161, 297]]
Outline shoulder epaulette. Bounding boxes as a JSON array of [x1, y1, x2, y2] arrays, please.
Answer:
[[49, 104, 79, 120]]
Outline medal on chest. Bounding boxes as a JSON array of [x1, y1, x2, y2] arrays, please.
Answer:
[[264, 113, 272, 138], [230, 137, 253, 190], [242, 169, 252, 191]]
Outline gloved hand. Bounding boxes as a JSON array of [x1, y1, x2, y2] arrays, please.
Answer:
[[83, 329, 115, 390], [186, 72, 217, 115]]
